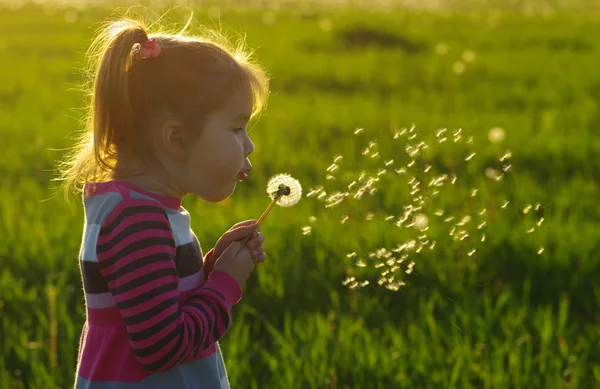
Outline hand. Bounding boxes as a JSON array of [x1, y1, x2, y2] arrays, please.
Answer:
[[212, 241, 255, 288], [209, 220, 266, 269]]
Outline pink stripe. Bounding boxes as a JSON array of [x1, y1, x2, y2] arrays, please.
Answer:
[[127, 305, 176, 334], [119, 288, 176, 318], [98, 228, 173, 260], [136, 336, 182, 366], [100, 245, 175, 276], [105, 258, 175, 289], [132, 317, 187, 351], [103, 211, 170, 240], [112, 273, 175, 304]]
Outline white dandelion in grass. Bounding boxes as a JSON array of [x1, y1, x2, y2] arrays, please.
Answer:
[[304, 124, 547, 291]]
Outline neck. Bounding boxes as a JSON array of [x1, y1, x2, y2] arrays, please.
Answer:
[[113, 159, 184, 199], [117, 174, 184, 199]]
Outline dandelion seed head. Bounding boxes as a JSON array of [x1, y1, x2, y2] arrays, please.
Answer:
[[488, 127, 506, 144], [453, 61, 466, 74], [267, 175, 302, 205], [435, 42, 449, 55], [414, 214, 429, 230]]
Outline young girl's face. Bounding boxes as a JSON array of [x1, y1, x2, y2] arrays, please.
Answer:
[[181, 86, 255, 202]]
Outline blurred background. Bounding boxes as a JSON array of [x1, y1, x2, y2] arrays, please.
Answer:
[[1, 0, 599, 388]]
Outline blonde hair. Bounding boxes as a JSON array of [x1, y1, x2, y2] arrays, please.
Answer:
[[57, 9, 270, 199]]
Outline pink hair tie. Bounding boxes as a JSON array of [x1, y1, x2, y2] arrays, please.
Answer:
[[138, 38, 161, 59]]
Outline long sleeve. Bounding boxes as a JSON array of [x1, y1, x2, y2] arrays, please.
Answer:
[[95, 199, 242, 373]]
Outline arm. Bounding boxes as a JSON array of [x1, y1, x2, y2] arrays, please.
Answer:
[[96, 199, 242, 373]]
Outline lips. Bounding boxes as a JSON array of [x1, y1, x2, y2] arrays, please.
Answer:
[[238, 167, 252, 181]]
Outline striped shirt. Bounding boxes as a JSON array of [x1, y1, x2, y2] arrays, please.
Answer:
[[74, 180, 242, 389]]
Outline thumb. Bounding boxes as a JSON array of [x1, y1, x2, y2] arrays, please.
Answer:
[[219, 240, 245, 259], [227, 224, 259, 241]]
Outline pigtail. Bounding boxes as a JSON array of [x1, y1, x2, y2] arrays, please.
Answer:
[[57, 19, 149, 198], [91, 20, 148, 171]]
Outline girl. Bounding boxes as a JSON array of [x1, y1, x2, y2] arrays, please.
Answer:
[[60, 13, 270, 389]]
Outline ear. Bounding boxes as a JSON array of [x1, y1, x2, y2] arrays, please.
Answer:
[[156, 119, 188, 160]]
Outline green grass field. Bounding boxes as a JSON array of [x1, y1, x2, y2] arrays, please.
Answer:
[[1, 2, 599, 388]]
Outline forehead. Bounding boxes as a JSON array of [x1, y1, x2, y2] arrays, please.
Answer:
[[219, 85, 253, 120]]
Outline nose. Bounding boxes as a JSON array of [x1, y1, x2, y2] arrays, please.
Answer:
[[244, 134, 255, 158]]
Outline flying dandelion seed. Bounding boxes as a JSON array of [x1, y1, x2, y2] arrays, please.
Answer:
[[465, 153, 476, 161], [523, 205, 532, 214], [526, 227, 535, 233], [537, 247, 545, 255], [327, 164, 339, 173], [306, 124, 547, 293], [485, 168, 501, 180], [535, 203, 541, 211], [308, 216, 317, 223], [500, 151, 512, 162], [301, 226, 312, 235], [354, 128, 364, 135], [347, 252, 357, 258], [537, 217, 545, 227]]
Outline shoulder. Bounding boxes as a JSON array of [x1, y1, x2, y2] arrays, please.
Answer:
[[83, 181, 172, 230]]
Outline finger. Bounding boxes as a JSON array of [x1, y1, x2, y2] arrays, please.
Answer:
[[251, 248, 264, 259], [225, 224, 259, 243], [247, 233, 264, 249], [228, 220, 257, 231], [254, 252, 267, 263]]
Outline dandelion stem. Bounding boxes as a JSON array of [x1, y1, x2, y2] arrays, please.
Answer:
[[256, 195, 280, 227], [244, 193, 283, 243]]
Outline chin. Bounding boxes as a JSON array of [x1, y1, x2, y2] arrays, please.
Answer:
[[198, 184, 236, 203]]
